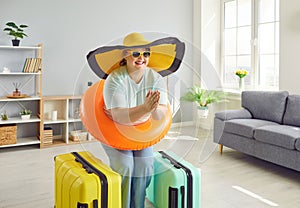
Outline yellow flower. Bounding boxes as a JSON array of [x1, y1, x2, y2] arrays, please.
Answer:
[[235, 69, 248, 78]]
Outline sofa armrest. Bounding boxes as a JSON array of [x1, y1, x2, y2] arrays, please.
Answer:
[[215, 109, 252, 121]]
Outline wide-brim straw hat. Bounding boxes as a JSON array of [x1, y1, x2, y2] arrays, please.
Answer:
[[86, 32, 185, 79]]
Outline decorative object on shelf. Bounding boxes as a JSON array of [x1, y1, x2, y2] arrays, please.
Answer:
[[20, 109, 32, 120], [70, 130, 88, 142], [1, 111, 8, 121], [6, 94, 28, 99], [22, 58, 42, 73], [74, 107, 80, 119], [2, 67, 11, 73], [235, 68, 248, 91], [13, 82, 21, 96], [180, 85, 228, 118], [43, 127, 53, 146], [52, 110, 58, 121], [0, 124, 17, 145], [3, 22, 28, 46]]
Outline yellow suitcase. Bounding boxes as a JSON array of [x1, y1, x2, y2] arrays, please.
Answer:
[[54, 151, 121, 208]]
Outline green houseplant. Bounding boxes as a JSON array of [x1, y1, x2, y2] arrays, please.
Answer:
[[1, 111, 8, 121], [20, 109, 32, 120], [180, 85, 228, 118], [3, 22, 28, 46]]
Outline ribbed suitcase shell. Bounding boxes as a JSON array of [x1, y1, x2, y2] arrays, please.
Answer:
[[147, 151, 201, 208], [54, 151, 121, 208]]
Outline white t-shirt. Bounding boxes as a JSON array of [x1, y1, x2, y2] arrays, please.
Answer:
[[104, 66, 168, 110]]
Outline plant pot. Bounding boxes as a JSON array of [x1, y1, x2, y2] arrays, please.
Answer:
[[12, 39, 20, 46], [197, 106, 209, 118], [21, 114, 31, 120]]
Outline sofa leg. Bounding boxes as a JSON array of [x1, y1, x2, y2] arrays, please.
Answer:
[[219, 144, 223, 155]]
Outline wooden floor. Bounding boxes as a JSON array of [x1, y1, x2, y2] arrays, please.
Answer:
[[0, 125, 299, 208]]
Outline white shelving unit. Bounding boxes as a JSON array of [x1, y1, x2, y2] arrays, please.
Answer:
[[0, 44, 43, 148], [42, 95, 91, 147]]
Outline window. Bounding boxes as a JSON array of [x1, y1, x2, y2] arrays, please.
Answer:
[[221, 0, 279, 90]]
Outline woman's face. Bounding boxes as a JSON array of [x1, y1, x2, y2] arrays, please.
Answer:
[[125, 48, 150, 71]]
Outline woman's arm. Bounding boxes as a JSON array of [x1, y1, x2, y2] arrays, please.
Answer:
[[151, 104, 168, 120], [105, 90, 161, 125]]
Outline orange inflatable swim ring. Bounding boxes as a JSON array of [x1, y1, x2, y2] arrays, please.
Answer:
[[80, 80, 172, 150]]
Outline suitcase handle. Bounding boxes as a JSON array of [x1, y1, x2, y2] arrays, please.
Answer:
[[75, 158, 93, 174], [158, 151, 193, 208], [72, 152, 108, 208]]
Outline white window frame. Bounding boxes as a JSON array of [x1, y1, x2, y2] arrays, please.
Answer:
[[220, 0, 279, 90]]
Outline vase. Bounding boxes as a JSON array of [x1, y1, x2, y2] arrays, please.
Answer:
[[239, 78, 245, 91]]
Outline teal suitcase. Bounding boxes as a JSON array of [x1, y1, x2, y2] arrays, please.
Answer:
[[147, 151, 201, 208]]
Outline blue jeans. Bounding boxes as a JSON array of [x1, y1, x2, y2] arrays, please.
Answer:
[[102, 145, 154, 208]]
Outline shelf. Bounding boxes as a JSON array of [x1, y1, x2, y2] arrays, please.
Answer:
[[68, 118, 82, 123], [0, 96, 41, 102], [0, 72, 41, 75], [0, 43, 43, 149], [43, 118, 81, 124], [42, 95, 87, 148], [0, 45, 41, 50], [44, 119, 67, 124], [0, 116, 40, 125], [0, 137, 40, 148]]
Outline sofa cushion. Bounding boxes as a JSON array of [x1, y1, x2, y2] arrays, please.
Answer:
[[215, 109, 252, 121], [283, 95, 300, 127], [242, 91, 289, 123], [254, 125, 300, 150], [224, 119, 279, 138]]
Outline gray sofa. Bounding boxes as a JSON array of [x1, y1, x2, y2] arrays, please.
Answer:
[[213, 91, 300, 172]]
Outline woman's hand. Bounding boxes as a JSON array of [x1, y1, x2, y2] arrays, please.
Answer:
[[104, 90, 164, 125], [143, 90, 160, 113]]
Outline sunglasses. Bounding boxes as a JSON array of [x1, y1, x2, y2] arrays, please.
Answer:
[[130, 51, 151, 58]]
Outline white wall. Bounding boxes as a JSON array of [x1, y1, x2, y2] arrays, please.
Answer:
[[201, 0, 221, 90], [0, 0, 194, 99], [280, 0, 300, 94]]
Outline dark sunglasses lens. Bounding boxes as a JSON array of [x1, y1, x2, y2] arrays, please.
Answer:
[[143, 52, 151, 57], [132, 52, 141, 57]]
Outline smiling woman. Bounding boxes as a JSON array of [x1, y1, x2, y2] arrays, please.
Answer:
[[83, 32, 185, 208]]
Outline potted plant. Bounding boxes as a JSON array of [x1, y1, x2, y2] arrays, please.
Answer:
[[1, 111, 8, 121], [180, 85, 228, 118], [20, 109, 32, 120], [3, 22, 28, 46]]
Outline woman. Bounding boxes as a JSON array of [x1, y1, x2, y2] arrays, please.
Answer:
[[103, 33, 168, 208], [86, 32, 185, 208]]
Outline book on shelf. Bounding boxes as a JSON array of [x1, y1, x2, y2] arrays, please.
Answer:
[[22, 58, 42, 73]]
